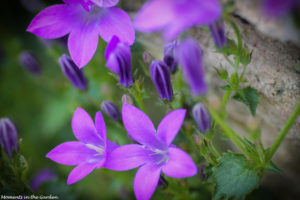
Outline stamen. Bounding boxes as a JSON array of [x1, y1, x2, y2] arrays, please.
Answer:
[[86, 144, 104, 155]]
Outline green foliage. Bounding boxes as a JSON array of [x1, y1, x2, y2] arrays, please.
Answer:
[[265, 161, 282, 174], [233, 86, 259, 116], [212, 153, 260, 200]]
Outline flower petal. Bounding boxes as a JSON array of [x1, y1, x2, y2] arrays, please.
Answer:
[[27, 5, 72, 39], [68, 24, 99, 68], [122, 104, 166, 149], [91, 0, 119, 8], [104, 35, 120, 60], [134, 0, 175, 32], [46, 142, 96, 165], [104, 144, 150, 171], [72, 108, 103, 146], [106, 140, 119, 153], [157, 109, 186, 145], [99, 8, 135, 45], [95, 111, 106, 142], [67, 161, 98, 184], [162, 147, 197, 178], [134, 164, 161, 200]]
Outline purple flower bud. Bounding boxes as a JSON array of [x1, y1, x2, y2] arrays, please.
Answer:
[[58, 54, 88, 91], [105, 36, 133, 87], [101, 101, 121, 121], [176, 38, 207, 96], [149, 60, 173, 102], [19, 51, 42, 76], [163, 40, 178, 72], [0, 118, 18, 157], [192, 103, 211, 134], [208, 20, 227, 49], [122, 94, 133, 104], [30, 168, 57, 192], [143, 51, 154, 66]]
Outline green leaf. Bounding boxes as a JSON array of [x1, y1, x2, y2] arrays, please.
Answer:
[[214, 66, 228, 80], [240, 46, 252, 66], [212, 153, 260, 200], [230, 73, 239, 90], [233, 86, 259, 116], [220, 85, 231, 91], [266, 161, 282, 173]]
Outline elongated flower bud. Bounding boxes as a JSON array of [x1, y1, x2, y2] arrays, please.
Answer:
[[209, 20, 227, 49], [176, 38, 207, 95], [105, 36, 133, 87], [163, 40, 178, 72], [19, 51, 42, 76], [101, 101, 121, 121], [149, 60, 173, 101], [192, 103, 211, 134], [0, 118, 18, 157], [122, 94, 133, 104], [59, 54, 88, 91]]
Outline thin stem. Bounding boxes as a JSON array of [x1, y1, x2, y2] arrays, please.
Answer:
[[221, 90, 231, 117], [208, 106, 256, 161], [133, 92, 146, 113], [266, 101, 300, 160]]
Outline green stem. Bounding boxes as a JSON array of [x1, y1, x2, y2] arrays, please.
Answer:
[[221, 90, 231, 116], [208, 106, 256, 161], [133, 92, 146, 113], [229, 20, 242, 52], [267, 101, 300, 160]]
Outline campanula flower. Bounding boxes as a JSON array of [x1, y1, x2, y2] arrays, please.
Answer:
[[208, 20, 227, 49], [163, 40, 178, 72], [134, 0, 222, 40], [27, 0, 135, 68], [262, 0, 299, 17], [150, 60, 173, 102], [105, 104, 197, 200], [59, 54, 88, 91], [176, 38, 207, 95], [19, 51, 42, 76], [105, 36, 133, 87], [46, 108, 118, 184], [0, 118, 18, 157], [192, 103, 211, 134], [101, 100, 121, 121], [30, 168, 57, 191]]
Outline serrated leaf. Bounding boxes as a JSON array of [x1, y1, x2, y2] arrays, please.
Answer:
[[233, 86, 259, 116], [212, 153, 260, 200], [266, 161, 282, 173]]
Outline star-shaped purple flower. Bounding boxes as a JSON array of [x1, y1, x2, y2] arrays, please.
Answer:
[[27, 0, 135, 68], [134, 0, 221, 40], [105, 104, 197, 200], [46, 108, 118, 184]]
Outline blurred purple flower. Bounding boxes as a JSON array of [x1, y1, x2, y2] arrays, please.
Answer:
[[46, 108, 118, 184], [105, 36, 133, 87], [101, 101, 121, 121], [105, 104, 197, 200], [0, 118, 18, 157], [134, 0, 222, 40], [30, 168, 57, 191], [192, 103, 211, 134], [59, 54, 88, 91], [262, 0, 299, 17], [163, 40, 178, 72], [27, 0, 135, 68], [176, 38, 207, 95], [19, 51, 42, 76], [208, 20, 227, 49], [150, 60, 173, 102]]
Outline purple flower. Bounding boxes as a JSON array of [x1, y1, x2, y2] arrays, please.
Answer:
[[30, 168, 57, 192], [101, 100, 121, 121], [105, 104, 197, 200], [27, 0, 135, 68], [150, 60, 173, 102], [19, 51, 42, 76], [262, 0, 299, 17], [59, 54, 88, 91], [208, 19, 227, 49], [0, 118, 18, 157], [192, 103, 211, 134], [105, 36, 133, 87], [134, 0, 222, 40], [163, 40, 178, 72], [176, 38, 207, 95], [46, 108, 118, 184]]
